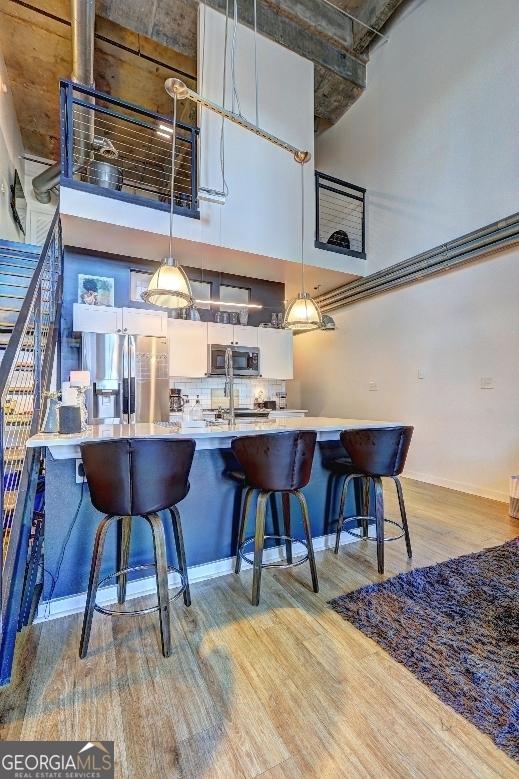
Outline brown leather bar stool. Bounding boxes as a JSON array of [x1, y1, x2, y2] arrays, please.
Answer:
[[79, 437, 195, 659], [331, 426, 414, 574], [232, 430, 319, 605]]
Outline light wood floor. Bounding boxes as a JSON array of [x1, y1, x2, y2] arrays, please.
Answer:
[[1, 479, 518, 778]]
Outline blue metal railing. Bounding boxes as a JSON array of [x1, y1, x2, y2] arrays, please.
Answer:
[[60, 80, 200, 219], [0, 208, 63, 684], [315, 171, 366, 259]]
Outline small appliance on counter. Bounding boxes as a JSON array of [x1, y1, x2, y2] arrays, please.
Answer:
[[169, 388, 185, 413], [58, 405, 82, 434], [253, 389, 276, 411], [276, 392, 287, 410]]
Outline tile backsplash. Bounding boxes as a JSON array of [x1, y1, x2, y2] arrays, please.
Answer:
[[170, 377, 286, 409]]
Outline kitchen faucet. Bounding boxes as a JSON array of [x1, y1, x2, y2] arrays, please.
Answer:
[[224, 346, 235, 427]]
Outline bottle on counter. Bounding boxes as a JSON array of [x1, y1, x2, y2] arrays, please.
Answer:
[[191, 395, 203, 422], [182, 395, 191, 424]]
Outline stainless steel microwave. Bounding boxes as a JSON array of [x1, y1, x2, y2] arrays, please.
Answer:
[[208, 344, 260, 377]]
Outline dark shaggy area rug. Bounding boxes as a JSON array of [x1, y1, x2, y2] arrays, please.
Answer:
[[329, 538, 519, 761]]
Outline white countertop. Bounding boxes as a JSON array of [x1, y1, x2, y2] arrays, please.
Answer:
[[27, 417, 398, 459]]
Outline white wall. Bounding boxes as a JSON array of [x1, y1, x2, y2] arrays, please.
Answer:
[[0, 45, 24, 242], [292, 0, 519, 501], [317, 0, 519, 275]]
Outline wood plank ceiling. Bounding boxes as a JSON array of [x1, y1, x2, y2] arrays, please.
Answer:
[[0, 0, 405, 162]]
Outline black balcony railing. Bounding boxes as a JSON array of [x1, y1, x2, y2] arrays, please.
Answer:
[[60, 80, 199, 219], [315, 171, 366, 259]]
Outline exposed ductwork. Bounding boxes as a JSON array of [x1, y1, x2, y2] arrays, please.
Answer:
[[71, 0, 95, 87], [32, 0, 96, 203]]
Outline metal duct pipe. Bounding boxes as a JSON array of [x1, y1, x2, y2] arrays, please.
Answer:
[[32, 0, 96, 203], [71, 0, 95, 86], [32, 163, 61, 204]]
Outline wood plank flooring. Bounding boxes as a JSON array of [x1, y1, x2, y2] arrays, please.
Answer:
[[1, 479, 518, 778]]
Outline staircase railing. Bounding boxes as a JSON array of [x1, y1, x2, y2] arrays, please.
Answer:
[[0, 208, 63, 684]]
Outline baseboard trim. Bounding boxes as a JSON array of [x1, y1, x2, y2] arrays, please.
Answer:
[[404, 470, 508, 503], [35, 531, 356, 623]]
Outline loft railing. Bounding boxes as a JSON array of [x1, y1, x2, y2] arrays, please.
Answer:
[[0, 208, 63, 684], [315, 171, 366, 259], [59, 79, 200, 219]]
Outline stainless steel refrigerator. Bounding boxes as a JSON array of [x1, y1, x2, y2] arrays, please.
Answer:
[[81, 332, 169, 424]]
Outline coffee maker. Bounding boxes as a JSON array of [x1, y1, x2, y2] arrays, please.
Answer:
[[169, 388, 185, 413]]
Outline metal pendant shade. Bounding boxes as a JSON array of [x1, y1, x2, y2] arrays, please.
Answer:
[[141, 256, 192, 309], [284, 163, 323, 331], [283, 291, 322, 331]]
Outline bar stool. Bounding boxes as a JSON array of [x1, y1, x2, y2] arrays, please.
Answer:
[[232, 430, 319, 605], [331, 426, 414, 574], [79, 437, 195, 659]]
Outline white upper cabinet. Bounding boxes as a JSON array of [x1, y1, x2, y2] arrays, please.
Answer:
[[121, 307, 167, 337], [73, 304, 167, 337], [257, 328, 293, 379], [73, 303, 122, 334], [168, 320, 208, 378], [207, 322, 233, 345], [232, 325, 258, 346], [207, 322, 258, 346]]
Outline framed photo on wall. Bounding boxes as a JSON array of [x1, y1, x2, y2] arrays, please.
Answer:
[[78, 274, 115, 307]]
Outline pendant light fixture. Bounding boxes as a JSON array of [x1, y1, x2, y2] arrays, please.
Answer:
[[283, 162, 323, 331], [142, 93, 193, 309]]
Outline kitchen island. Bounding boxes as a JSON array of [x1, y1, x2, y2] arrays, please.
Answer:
[[28, 418, 396, 618]]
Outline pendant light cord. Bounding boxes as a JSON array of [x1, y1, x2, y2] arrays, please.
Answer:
[[300, 161, 305, 294], [231, 0, 242, 117], [169, 93, 178, 260], [253, 0, 259, 126]]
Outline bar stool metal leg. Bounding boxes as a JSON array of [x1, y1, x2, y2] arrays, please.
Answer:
[[252, 491, 269, 606], [235, 487, 254, 574], [294, 489, 319, 593], [170, 506, 191, 607], [373, 477, 385, 574], [117, 516, 131, 604], [393, 476, 412, 559], [335, 474, 356, 553], [145, 512, 172, 658], [282, 492, 292, 564], [80, 514, 117, 659], [335, 475, 347, 553], [361, 477, 371, 538]]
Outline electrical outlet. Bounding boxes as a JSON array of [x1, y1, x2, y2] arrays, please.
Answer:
[[75, 458, 87, 484], [480, 377, 494, 390], [368, 381, 378, 392]]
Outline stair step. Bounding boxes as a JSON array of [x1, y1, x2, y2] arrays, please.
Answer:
[[5, 410, 33, 423], [0, 253, 38, 268], [0, 312, 21, 325], [0, 297, 25, 307], [3, 446, 26, 465], [0, 238, 40, 253], [4, 386, 34, 394], [0, 274, 32, 289], [0, 262, 37, 279]]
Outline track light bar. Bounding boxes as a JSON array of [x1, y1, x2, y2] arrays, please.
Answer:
[[194, 299, 263, 309], [165, 78, 311, 164]]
